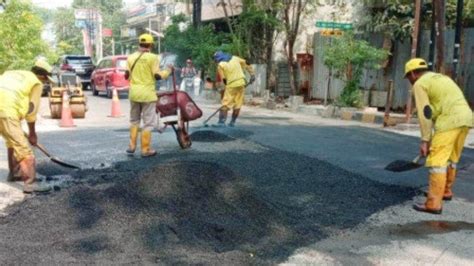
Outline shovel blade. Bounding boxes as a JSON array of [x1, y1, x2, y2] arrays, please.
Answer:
[[50, 157, 80, 169], [385, 160, 422, 172]]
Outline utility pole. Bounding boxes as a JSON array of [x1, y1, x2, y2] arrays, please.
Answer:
[[405, 0, 423, 123], [192, 0, 201, 27], [434, 0, 446, 74], [453, 0, 464, 80]]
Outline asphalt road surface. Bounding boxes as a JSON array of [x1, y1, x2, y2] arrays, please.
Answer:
[[0, 92, 473, 264]]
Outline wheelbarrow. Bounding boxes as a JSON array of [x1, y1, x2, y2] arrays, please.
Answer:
[[156, 69, 202, 149]]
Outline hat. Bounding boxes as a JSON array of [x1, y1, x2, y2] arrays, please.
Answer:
[[405, 58, 428, 77], [34, 59, 55, 83], [139, 33, 154, 44]]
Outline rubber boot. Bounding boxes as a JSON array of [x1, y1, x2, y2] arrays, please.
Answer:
[[228, 109, 240, 127], [141, 130, 157, 157], [7, 165, 22, 182], [444, 166, 457, 200], [213, 109, 227, 128], [21, 156, 51, 194], [413, 172, 446, 214], [7, 148, 22, 182], [126, 125, 139, 155]]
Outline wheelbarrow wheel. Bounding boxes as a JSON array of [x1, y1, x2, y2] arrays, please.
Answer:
[[177, 127, 192, 149], [176, 121, 192, 149]]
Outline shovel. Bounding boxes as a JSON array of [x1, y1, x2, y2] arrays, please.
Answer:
[[385, 155, 423, 172], [24, 132, 80, 169], [34, 143, 80, 169], [203, 106, 223, 127]]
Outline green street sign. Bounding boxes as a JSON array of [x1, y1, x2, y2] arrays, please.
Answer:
[[316, 21, 353, 30]]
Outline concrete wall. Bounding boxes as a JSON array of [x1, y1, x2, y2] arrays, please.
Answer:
[[245, 64, 266, 97], [312, 28, 474, 108], [273, 0, 362, 62]]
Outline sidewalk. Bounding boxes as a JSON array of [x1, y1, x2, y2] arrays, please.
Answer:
[[244, 97, 474, 149]]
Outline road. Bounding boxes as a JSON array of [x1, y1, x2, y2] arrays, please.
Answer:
[[0, 91, 473, 264]]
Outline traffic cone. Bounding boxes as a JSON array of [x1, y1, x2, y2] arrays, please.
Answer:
[[108, 88, 123, 117], [59, 91, 75, 127]]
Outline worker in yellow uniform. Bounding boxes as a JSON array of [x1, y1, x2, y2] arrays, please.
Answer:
[[125, 33, 171, 157], [0, 59, 55, 193], [214, 51, 255, 127], [405, 58, 473, 214]]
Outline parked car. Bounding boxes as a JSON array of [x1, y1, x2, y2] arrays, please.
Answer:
[[57, 55, 95, 90], [91, 55, 130, 98]]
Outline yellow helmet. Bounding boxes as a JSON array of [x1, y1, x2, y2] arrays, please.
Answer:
[[405, 58, 428, 76], [139, 33, 154, 44]]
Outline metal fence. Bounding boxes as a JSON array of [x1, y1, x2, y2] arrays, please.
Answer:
[[312, 28, 474, 109]]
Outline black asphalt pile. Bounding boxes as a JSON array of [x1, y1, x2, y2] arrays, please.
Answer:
[[190, 130, 234, 142], [0, 135, 416, 264]]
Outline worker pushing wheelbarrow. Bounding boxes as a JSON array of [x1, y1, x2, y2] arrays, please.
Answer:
[[156, 57, 202, 149]]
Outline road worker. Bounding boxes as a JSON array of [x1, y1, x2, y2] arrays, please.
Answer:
[[213, 51, 255, 127], [125, 33, 171, 157], [0, 59, 54, 193], [405, 58, 473, 214]]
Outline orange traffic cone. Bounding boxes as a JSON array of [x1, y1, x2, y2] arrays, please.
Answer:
[[108, 88, 123, 117], [59, 91, 75, 127]]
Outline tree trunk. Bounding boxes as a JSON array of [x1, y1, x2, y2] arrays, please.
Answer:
[[287, 38, 297, 96], [434, 0, 446, 73]]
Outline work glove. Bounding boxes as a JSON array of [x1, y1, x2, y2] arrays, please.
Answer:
[[223, 78, 227, 85], [249, 75, 256, 85], [154, 74, 162, 80], [124, 70, 130, 80]]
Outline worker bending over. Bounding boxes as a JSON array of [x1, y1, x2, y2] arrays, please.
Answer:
[[0, 59, 54, 193], [125, 33, 171, 157], [405, 58, 473, 214], [213, 51, 255, 127]]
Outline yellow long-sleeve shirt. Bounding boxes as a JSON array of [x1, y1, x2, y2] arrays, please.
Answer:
[[217, 56, 254, 89], [413, 72, 473, 141], [0, 71, 42, 122], [127, 51, 170, 102]]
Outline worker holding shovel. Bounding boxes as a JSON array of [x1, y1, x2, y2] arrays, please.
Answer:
[[0, 59, 54, 193], [405, 58, 473, 214], [213, 51, 255, 127], [125, 33, 171, 157]]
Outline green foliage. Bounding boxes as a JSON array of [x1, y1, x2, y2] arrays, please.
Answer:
[[163, 15, 225, 77], [72, 0, 126, 57], [358, 0, 474, 40], [324, 32, 389, 107], [236, 2, 282, 63], [53, 8, 83, 56], [0, 0, 51, 72]]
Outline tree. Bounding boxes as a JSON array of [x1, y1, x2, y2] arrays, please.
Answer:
[[0, 0, 51, 72], [72, 0, 126, 56], [162, 14, 224, 77], [52, 7, 84, 55], [324, 33, 389, 107], [281, 0, 311, 95], [358, 0, 474, 41]]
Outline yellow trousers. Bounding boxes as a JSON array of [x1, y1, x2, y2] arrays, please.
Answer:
[[0, 118, 32, 161], [222, 86, 245, 110], [426, 127, 470, 168]]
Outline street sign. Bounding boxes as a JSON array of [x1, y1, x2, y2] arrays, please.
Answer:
[[316, 21, 353, 30]]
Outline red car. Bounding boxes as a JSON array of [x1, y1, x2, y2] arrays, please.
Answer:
[[91, 55, 129, 98]]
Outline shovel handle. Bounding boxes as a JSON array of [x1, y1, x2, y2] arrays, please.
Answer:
[[35, 143, 53, 158], [23, 131, 52, 158]]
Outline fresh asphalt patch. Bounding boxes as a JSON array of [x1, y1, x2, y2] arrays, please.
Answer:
[[0, 130, 416, 264], [189, 130, 234, 142]]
